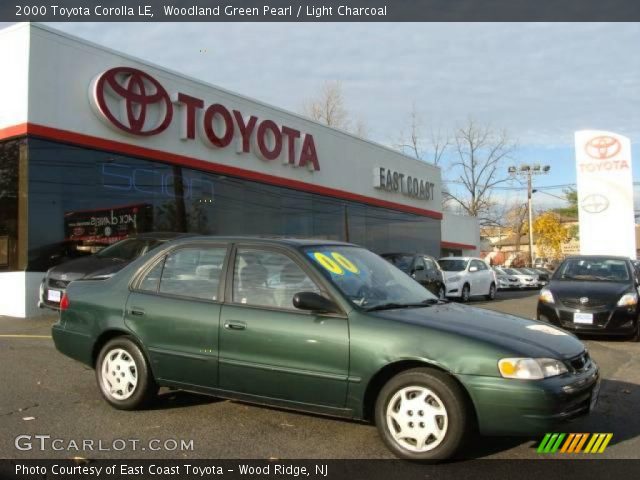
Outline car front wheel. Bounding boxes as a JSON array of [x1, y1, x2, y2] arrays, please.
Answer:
[[96, 337, 157, 410], [485, 283, 496, 300], [375, 368, 471, 461], [461, 284, 471, 302]]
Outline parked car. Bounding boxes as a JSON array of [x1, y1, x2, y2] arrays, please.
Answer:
[[509, 268, 539, 289], [39, 232, 189, 310], [534, 257, 549, 268], [537, 255, 640, 341], [437, 257, 497, 301], [531, 268, 551, 286], [52, 237, 598, 461], [492, 266, 521, 290], [519, 267, 546, 288], [381, 252, 445, 298]]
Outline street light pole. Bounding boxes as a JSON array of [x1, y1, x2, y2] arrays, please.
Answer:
[[527, 171, 534, 267], [508, 164, 551, 267]]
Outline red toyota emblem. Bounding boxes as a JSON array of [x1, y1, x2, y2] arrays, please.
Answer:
[[92, 67, 173, 136], [584, 135, 621, 160]]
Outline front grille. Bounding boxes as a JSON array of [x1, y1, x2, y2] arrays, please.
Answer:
[[568, 351, 592, 373], [561, 298, 608, 309], [48, 279, 70, 289]]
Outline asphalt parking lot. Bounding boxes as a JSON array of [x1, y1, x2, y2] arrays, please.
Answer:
[[1, 289, 639, 460]]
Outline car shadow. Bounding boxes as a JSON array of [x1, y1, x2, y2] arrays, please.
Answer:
[[147, 389, 223, 410]]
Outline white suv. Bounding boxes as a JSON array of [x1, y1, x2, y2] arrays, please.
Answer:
[[438, 257, 497, 302]]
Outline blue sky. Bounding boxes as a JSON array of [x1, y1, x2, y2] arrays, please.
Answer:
[[6, 22, 639, 211]]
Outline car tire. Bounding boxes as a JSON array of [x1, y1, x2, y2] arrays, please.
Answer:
[[95, 336, 158, 410], [438, 285, 446, 300], [485, 283, 496, 301], [374, 368, 471, 461], [461, 284, 471, 303]]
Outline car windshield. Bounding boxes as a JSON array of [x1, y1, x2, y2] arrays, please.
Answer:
[[438, 259, 468, 272], [303, 246, 437, 309], [503, 268, 519, 275], [554, 258, 630, 282], [96, 238, 158, 261], [520, 268, 536, 275], [381, 254, 413, 273], [493, 267, 506, 275]]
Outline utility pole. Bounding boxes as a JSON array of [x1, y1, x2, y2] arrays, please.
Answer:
[[508, 164, 551, 267]]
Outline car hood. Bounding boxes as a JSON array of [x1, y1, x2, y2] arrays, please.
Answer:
[[47, 256, 128, 281], [547, 280, 631, 301], [371, 302, 584, 359]]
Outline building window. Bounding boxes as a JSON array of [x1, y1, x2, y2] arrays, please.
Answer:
[[0, 139, 23, 270]]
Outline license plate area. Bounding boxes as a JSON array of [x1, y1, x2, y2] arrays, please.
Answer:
[[47, 290, 61, 303], [573, 312, 593, 324]]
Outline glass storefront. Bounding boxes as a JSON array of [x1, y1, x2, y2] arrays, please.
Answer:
[[26, 138, 441, 271], [0, 139, 23, 271]]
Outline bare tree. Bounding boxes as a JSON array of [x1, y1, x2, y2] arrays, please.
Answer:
[[302, 80, 350, 129], [396, 103, 450, 166], [444, 118, 516, 223]]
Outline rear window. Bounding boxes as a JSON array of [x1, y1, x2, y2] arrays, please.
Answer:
[[381, 254, 414, 273], [554, 258, 630, 282]]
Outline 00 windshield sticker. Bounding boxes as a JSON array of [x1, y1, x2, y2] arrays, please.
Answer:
[[310, 252, 360, 276]]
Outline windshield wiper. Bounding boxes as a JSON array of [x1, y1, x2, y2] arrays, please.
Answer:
[[366, 302, 433, 312]]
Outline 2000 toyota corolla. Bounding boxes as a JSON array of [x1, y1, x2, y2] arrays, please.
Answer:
[[52, 237, 599, 460]]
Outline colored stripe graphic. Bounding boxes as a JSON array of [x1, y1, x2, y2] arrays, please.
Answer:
[[539, 433, 613, 454]]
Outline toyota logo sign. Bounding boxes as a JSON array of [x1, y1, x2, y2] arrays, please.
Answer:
[[585, 135, 621, 160], [90, 67, 173, 136], [581, 194, 609, 214]]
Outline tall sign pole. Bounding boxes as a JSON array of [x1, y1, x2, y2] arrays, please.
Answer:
[[575, 131, 635, 258]]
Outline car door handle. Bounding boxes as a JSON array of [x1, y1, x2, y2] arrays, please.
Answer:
[[130, 308, 145, 316], [224, 321, 247, 331]]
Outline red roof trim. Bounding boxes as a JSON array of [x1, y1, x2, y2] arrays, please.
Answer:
[[441, 240, 477, 250]]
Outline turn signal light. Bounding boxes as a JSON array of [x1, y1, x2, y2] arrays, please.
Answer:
[[59, 293, 70, 311]]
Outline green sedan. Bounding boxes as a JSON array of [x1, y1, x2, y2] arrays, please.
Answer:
[[52, 237, 599, 460]]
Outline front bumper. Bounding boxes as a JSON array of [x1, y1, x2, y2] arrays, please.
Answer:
[[538, 301, 638, 335], [458, 357, 599, 435], [445, 281, 462, 297]]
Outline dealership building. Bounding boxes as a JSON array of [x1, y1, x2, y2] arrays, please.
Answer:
[[0, 23, 479, 317]]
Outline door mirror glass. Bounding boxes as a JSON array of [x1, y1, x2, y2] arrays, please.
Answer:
[[469, 266, 478, 272], [293, 292, 340, 314]]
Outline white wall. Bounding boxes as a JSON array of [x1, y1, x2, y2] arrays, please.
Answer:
[[0, 23, 29, 131], [0, 272, 47, 318], [441, 213, 480, 256]]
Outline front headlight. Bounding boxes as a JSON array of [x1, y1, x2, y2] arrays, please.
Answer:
[[617, 292, 638, 307], [539, 288, 554, 304], [498, 357, 568, 379], [448, 275, 461, 283]]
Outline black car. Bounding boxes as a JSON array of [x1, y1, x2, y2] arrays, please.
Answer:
[[537, 255, 640, 341], [380, 252, 445, 298], [39, 232, 189, 310]]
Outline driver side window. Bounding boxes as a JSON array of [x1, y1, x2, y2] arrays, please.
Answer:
[[232, 248, 321, 310]]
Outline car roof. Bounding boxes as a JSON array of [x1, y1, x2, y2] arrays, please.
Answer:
[[156, 235, 358, 248], [563, 255, 632, 261], [438, 256, 475, 260], [381, 252, 432, 257]]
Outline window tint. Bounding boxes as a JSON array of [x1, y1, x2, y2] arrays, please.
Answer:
[[233, 248, 320, 309], [158, 247, 226, 300], [139, 260, 164, 292], [414, 256, 425, 271], [475, 260, 488, 271]]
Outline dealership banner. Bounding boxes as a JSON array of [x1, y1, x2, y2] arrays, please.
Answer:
[[574, 130, 635, 258], [3, 459, 640, 480]]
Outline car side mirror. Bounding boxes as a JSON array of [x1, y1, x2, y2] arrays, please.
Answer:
[[293, 292, 341, 314], [413, 264, 425, 272], [469, 266, 478, 272]]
